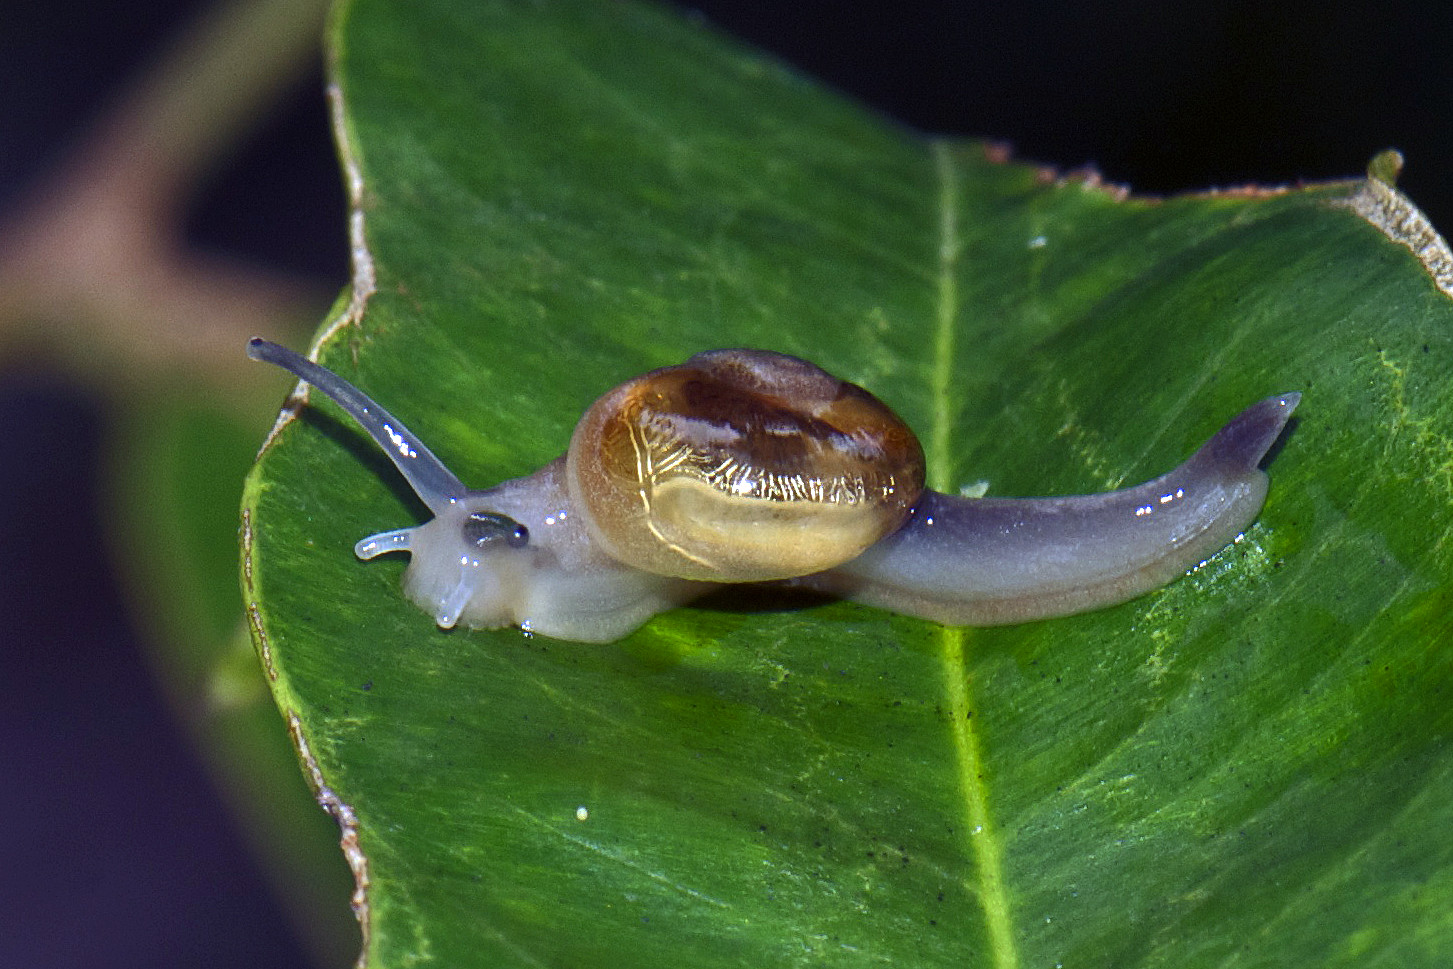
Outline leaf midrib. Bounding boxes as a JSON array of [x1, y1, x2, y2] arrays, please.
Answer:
[[931, 138, 1020, 969]]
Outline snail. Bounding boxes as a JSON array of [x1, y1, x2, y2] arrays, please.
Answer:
[[248, 338, 1298, 642]]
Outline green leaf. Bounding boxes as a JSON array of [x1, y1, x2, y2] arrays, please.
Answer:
[[243, 1, 1453, 965]]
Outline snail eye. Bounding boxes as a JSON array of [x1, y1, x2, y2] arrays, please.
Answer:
[[463, 511, 529, 550]]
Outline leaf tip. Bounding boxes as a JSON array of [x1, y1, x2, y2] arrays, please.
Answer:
[[1366, 148, 1404, 187], [1334, 153, 1453, 300]]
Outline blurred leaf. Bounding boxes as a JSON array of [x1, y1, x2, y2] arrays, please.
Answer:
[[110, 383, 358, 966], [244, 0, 1453, 965]]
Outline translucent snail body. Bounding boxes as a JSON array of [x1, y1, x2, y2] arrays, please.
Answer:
[[248, 339, 1297, 642]]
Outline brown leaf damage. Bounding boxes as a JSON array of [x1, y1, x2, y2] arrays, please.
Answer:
[[1334, 150, 1453, 299]]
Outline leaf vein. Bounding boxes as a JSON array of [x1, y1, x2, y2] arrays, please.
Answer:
[[933, 140, 1020, 969]]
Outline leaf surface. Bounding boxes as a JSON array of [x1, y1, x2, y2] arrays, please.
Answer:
[[243, 1, 1453, 965]]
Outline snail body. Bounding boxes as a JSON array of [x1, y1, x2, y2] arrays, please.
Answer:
[[248, 339, 1297, 642]]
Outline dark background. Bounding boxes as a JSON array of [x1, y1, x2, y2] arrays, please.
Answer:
[[3, 1, 1449, 966]]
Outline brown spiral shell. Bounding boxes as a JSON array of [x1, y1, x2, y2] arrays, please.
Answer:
[[567, 349, 926, 582]]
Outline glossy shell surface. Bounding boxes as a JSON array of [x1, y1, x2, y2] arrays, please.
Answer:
[[568, 349, 926, 581]]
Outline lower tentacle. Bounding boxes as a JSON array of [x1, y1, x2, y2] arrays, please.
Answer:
[[356, 527, 415, 560]]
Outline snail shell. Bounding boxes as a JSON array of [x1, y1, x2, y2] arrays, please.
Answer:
[[248, 338, 1297, 642], [569, 349, 925, 581]]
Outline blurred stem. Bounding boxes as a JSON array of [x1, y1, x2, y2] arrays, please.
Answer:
[[0, 0, 334, 392], [0, 1, 358, 966]]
